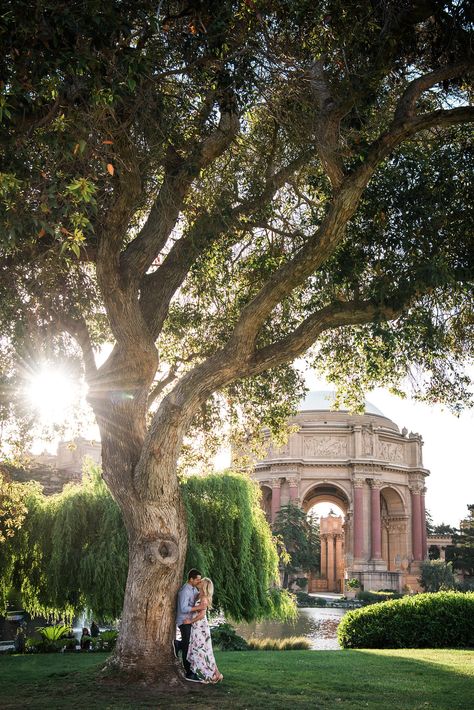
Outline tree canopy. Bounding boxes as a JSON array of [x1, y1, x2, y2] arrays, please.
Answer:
[[452, 504, 474, 580], [0, 1, 473, 456]]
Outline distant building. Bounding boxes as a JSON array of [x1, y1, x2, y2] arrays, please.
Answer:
[[7, 437, 101, 495], [251, 390, 429, 593]]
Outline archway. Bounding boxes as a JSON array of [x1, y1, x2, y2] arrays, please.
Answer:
[[380, 486, 407, 572], [302, 484, 350, 593]]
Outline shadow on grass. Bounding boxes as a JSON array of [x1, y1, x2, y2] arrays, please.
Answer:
[[1, 649, 473, 709]]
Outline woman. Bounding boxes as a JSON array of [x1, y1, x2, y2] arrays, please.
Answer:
[[186, 577, 223, 684]]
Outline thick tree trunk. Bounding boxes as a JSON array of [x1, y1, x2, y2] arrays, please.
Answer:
[[93, 399, 189, 686], [108, 507, 187, 684]]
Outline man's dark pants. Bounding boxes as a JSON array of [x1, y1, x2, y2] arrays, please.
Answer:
[[179, 623, 192, 676]]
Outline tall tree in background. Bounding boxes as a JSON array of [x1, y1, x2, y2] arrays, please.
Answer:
[[0, 0, 473, 685], [273, 502, 320, 588], [452, 504, 474, 580]]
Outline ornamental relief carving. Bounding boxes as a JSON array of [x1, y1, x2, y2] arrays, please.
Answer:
[[268, 441, 290, 458], [378, 439, 404, 463], [303, 436, 347, 458], [361, 426, 374, 456]]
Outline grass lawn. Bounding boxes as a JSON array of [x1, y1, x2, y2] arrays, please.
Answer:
[[0, 649, 473, 709]]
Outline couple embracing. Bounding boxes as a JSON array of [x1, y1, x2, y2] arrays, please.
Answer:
[[174, 568, 223, 684]]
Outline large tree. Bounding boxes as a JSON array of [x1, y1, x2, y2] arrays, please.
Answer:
[[273, 502, 320, 588], [0, 0, 473, 685], [452, 504, 474, 580]]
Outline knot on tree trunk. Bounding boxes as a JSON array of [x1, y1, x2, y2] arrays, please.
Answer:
[[141, 535, 179, 566]]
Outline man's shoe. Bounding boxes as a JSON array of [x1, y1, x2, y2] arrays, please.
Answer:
[[172, 640, 181, 659], [185, 673, 203, 683]]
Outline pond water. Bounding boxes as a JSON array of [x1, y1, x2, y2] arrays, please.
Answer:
[[1, 607, 348, 651], [235, 607, 347, 650]]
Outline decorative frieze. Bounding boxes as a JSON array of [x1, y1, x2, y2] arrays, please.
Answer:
[[303, 435, 347, 458], [378, 439, 404, 463]]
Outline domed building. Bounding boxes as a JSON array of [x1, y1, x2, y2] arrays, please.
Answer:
[[251, 391, 429, 593]]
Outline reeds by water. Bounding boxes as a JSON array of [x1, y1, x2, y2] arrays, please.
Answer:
[[246, 636, 311, 650]]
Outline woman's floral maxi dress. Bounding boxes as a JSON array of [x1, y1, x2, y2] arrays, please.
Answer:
[[187, 612, 220, 683]]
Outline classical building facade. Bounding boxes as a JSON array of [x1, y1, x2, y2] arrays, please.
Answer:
[[7, 437, 102, 495], [252, 391, 429, 593]]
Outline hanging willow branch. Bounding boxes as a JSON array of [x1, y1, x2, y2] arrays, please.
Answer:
[[0, 463, 295, 622]]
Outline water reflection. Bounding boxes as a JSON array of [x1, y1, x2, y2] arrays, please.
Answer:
[[235, 607, 347, 650]]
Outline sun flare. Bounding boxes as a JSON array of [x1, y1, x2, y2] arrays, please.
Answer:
[[27, 368, 77, 424]]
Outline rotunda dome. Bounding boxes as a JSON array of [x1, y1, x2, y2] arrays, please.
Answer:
[[299, 390, 384, 417]]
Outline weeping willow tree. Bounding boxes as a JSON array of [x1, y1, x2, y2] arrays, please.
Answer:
[[184, 472, 295, 621], [0, 464, 128, 620], [0, 464, 292, 622]]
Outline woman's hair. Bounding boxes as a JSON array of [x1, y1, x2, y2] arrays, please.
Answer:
[[199, 577, 214, 609]]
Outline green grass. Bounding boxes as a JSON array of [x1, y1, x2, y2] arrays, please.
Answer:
[[0, 649, 473, 709]]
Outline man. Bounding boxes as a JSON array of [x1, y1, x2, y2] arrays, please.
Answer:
[[175, 568, 202, 681]]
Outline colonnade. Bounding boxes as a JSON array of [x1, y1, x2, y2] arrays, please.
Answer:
[[264, 473, 428, 565], [352, 476, 427, 562]]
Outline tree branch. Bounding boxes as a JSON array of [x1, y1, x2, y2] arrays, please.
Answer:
[[306, 59, 345, 189], [140, 150, 312, 339], [51, 313, 98, 383], [244, 300, 402, 377], [147, 366, 178, 409], [222, 103, 474, 362], [394, 62, 472, 123], [120, 92, 240, 283]]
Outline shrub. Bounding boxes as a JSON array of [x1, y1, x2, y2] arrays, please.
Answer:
[[338, 591, 474, 649], [26, 624, 71, 653], [420, 560, 456, 592], [91, 629, 118, 651], [210, 623, 248, 651], [457, 578, 474, 592], [295, 591, 327, 607], [247, 636, 311, 650], [356, 590, 402, 605], [346, 578, 361, 589]]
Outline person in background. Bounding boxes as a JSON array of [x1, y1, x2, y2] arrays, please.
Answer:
[[90, 620, 100, 638], [80, 627, 91, 650], [14, 625, 26, 654]]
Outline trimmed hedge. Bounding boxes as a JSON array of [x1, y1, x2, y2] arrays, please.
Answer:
[[338, 591, 474, 649], [356, 590, 402, 605]]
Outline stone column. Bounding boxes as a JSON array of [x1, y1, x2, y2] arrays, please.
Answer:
[[287, 476, 299, 502], [420, 487, 427, 559], [335, 533, 343, 590], [369, 479, 383, 560], [320, 536, 327, 579], [410, 483, 423, 561], [271, 478, 281, 523], [353, 477, 365, 559], [440, 546, 446, 561], [327, 534, 335, 590]]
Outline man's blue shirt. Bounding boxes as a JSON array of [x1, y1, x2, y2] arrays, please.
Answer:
[[176, 582, 198, 626]]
